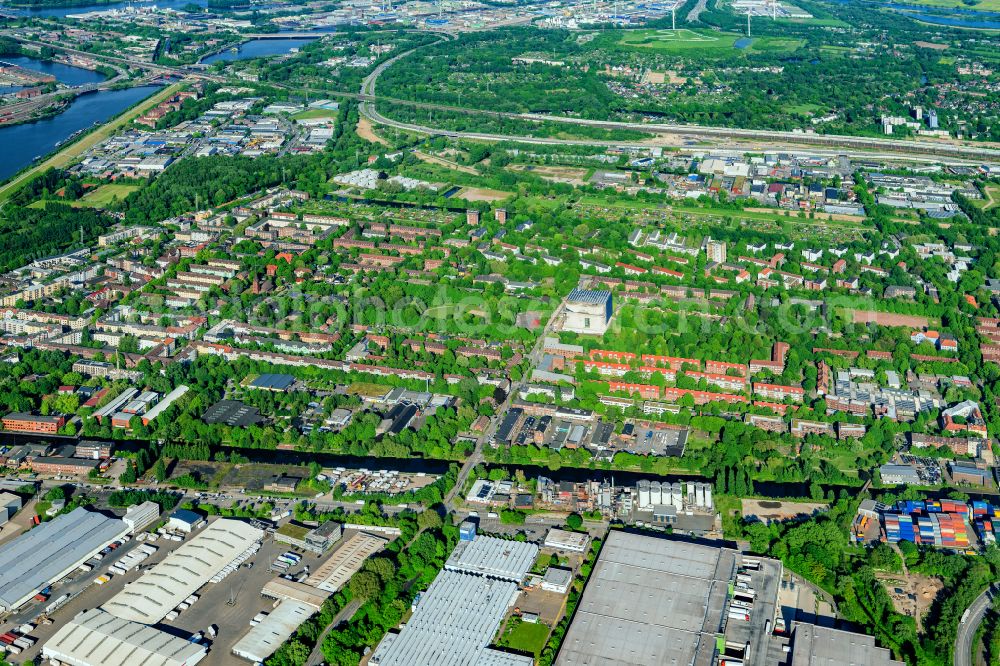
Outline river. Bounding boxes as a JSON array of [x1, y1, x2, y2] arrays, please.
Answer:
[[201, 37, 317, 64], [2, 55, 106, 87], [2, 0, 204, 17], [0, 84, 160, 183]]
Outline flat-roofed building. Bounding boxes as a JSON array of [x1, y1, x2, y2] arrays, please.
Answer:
[[790, 623, 904, 665], [123, 501, 160, 534], [275, 520, 343, 555], [544, 528, 590, 553], [43, 608, 207, 666], [0, 492, 21, 526], [555, 531, 736, 666]]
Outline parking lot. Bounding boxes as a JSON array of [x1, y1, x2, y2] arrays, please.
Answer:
[[166, 536, 316, 666], [898, 453, 943, 485]]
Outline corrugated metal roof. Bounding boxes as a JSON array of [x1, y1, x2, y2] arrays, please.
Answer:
[[42, 608, 207, 666], [369, 570, 532, 666], [444, 535, 538, 582], [231, 600, 315, 663], [307, 532, 387, 593], [0, 507, 128, 611], [103, 519, 262, 624]]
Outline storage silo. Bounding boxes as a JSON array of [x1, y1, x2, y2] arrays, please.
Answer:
[[671, 482, 683, 508], [650, 481, 662, 506], [637, 480, 651, 509]]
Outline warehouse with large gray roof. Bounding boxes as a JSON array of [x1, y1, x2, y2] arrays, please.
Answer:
[[789, 623, 905, 666], [369, 534, 538, 666], [102, 518, 263, 624], [0, 507, 128, 612], [555, 531, 735, 666], [38, 518, 263, 666], [42, 608, 208, 666]]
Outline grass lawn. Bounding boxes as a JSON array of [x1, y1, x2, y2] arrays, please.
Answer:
[[611, 29, 802, 53], [292, 108, 338, 120], [784, 103, 822, 115], [614, 28, 739, 51], [498, 619, 550, 657], [981, 184, 1000, 211], [0, 83, 183, 204], [77, 183, 139, 207]]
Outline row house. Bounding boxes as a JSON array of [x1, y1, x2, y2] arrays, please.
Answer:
[[753, 382, 805, 402], [607, 382, 660, 400]]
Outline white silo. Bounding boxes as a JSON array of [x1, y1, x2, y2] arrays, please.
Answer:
[[637, 480, 651, 509], [650, 481, 662, 506], [696, 482, 707, 508], [703, 484, 713, 510], [671, 482, 683, 508], [686, 481, 697, 507]]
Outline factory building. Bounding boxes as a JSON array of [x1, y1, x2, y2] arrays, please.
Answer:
[[43, 608, 207, 666], [555, 532, 737, 665], [444, 534, 538, 581], [636, 480, 713, 511], [789, 624, 904, 665], [306, 531, 388, 593], [370, 532, 538, 666], [0, 507, 129, 612]]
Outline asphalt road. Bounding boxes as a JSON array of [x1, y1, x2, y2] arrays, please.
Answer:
[[354, 34, 1000, 165], [955, 585, 995, 666]]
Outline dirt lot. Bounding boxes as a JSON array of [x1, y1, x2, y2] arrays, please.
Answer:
[[356, 116, 388, 146], [515, 587, 568, 626], [849, 309, 935, 328], [876, 572, 943, 630], [741, 499, 828, 523], [453, 186, 512, 202], [508, 164, 589, 186], [414, 150, 480, 175]]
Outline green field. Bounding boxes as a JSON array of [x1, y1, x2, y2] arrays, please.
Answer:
[[982, 184, 1000, 211], [612, 29, 802, 53], [292, 108, 339, 120], [880, 0, 1000, 10], [77, 183, 139, 207], [615, 28, 739, 51], [498, 619, 550, 657]]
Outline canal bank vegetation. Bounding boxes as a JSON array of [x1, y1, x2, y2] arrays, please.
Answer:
[[737, 494, 1000, 665]]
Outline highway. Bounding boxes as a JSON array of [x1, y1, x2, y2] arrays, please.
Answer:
[[354, 36, 1000, 165], [955, 585, 995, 666], [14, 29, 1000, 164]]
